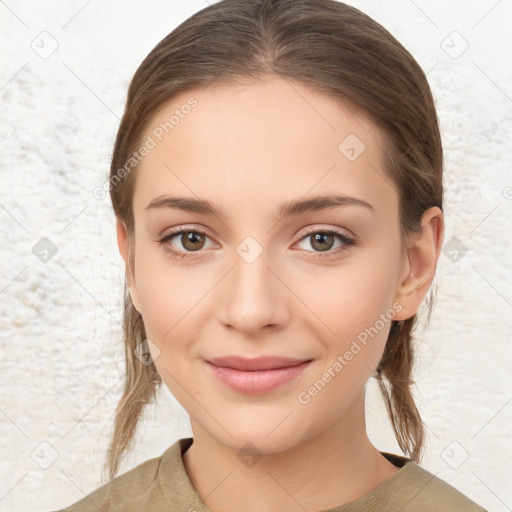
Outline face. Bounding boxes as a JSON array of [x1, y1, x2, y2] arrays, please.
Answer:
[[119, 76, 419, 454]]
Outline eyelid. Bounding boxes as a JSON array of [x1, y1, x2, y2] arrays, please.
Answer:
[[295, 224, 354, 241], [159, 224, 354, 241], [159, 224, 213, 239], [158, 225, 216, 246]]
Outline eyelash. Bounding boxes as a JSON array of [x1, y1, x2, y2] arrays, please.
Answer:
[[157, 226, 355, 260]]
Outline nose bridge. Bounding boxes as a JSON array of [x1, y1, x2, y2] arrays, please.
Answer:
[[219, 236, 287, 333]]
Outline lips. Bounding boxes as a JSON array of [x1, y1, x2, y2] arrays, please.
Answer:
[[205, 355, 312, 371], [204, 357, 313, 394]]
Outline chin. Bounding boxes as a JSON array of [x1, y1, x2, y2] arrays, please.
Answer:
[[207, 425, 304, 456]]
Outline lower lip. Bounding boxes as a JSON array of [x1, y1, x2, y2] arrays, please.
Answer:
[[204, 360, 312, 394]]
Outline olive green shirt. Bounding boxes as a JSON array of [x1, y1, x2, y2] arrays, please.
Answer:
[[55, 437, 487, 511]]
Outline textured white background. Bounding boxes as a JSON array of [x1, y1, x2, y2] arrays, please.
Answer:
[[1, 1, 511, 511]]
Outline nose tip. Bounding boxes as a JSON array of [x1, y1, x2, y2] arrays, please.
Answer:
[[218, 254, 289, 334]]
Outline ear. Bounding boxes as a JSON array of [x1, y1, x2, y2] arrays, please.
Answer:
[[115, 217, 142, 314], [393, 206, 445, 321]]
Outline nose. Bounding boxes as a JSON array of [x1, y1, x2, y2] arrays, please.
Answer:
[[218, 247, 290, 335]]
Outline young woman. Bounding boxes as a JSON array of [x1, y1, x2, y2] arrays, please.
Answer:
[[57, 0, 487, 510]]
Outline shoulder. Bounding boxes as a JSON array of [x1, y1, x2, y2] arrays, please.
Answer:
[[384, 461, 488, 512], [52, 452, 166, 512]]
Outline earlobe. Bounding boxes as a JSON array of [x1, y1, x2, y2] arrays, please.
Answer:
[[115, 217, 142, 314], [393, 207, 444, 321]]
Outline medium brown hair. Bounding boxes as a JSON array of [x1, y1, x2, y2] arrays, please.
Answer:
[[104, 0, 443, 481]]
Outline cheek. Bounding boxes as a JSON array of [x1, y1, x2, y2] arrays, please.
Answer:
[[293, 253, 399, 338], [133, 247, 217, 347], [133, 256, 211, 400], [294, 265, 397, 416], [290, 250, 401, 393]]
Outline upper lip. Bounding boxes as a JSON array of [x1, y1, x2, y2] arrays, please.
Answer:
[[205, 356, 312, 371]]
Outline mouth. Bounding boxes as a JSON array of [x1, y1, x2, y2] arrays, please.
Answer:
[[203, 356, 313, 394], [205, 355, 312, 371]]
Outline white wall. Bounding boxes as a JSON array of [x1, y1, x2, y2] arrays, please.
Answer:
[[0, 1, 510, 511]]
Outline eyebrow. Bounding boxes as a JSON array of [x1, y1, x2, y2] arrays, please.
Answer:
[[145, 194, 374, 218]]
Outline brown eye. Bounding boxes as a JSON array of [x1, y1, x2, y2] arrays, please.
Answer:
[[181, 231, 206, 251], [309, 233, 336, 252], [296, 228, 355, 257], [157, 228, 213, 258]]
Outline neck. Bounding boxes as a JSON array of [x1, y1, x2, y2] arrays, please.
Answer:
[[182, 390, 400, 512]]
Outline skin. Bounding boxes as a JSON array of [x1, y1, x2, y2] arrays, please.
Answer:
[[116, 75, 444, 512]]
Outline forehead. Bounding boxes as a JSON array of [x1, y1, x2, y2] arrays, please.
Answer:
[[132, 76, 398, 216]]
